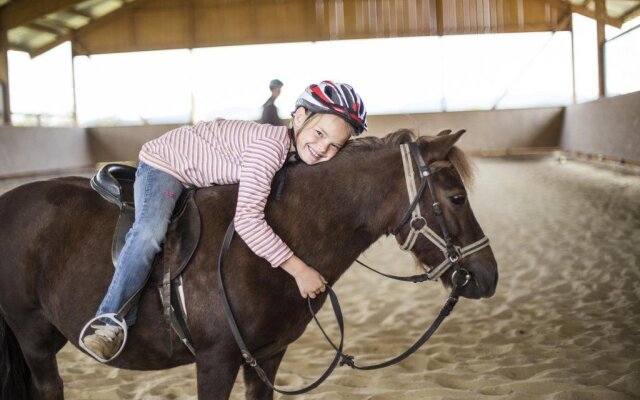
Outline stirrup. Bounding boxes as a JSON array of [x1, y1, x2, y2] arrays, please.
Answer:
[[79, 313, 129, 363]]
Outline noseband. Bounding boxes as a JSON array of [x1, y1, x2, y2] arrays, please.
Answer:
[[390, 142, 490, 286]]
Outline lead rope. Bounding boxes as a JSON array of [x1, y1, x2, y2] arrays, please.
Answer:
[[217, 223, 460, 393]]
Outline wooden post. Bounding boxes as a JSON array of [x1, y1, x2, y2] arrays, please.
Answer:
[[595, 0, 606, 97], [570, 15, 577, 104], [0, 18, 11, 125], [436, 0, 444, 36], [71, 41, 78, 127]]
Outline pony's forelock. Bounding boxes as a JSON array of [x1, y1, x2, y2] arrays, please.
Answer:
[[342, 129, 475, 186]]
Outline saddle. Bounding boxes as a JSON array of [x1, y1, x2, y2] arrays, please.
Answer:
[[90, 163, 199, 355]]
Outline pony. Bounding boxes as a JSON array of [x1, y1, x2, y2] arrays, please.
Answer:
[[0, 129, 497, 399]]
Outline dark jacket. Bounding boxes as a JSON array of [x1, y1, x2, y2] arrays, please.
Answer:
[[259, 97, 285, 126]]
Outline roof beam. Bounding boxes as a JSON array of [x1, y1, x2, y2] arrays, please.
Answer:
[[620, 3, 640, 22], [9, 42, 32, 53], [27, 22, 67, 36], [40, 18, 75, 31], [67, 8, 94, 20], [64, 0, 151, 55], [1, 0, 84, 30], [548, 0, 622, 28], [27, 0, 149, 57]]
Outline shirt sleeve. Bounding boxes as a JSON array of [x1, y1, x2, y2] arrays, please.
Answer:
[[234, 136, 294, 267]]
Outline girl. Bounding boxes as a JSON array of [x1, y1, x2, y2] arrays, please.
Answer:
[[81, 81, 368, 362]]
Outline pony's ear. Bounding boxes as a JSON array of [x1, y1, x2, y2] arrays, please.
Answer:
[[424, 129, 465, 161]]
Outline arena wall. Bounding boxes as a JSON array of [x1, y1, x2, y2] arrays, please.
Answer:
[[365, 107, 564, 151], [1, 92, 638, 178], [87, 124, 180, 163], [561, 91, 640, 162], [0, 126, 91, 177]]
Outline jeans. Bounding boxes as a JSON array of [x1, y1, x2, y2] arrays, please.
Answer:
[[96, 161, 184, 325]]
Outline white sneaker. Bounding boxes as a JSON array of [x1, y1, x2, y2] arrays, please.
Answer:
[[82, 324, 124, 361]]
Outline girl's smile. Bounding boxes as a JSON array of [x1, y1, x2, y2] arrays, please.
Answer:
[[292, 108, 352, 165]]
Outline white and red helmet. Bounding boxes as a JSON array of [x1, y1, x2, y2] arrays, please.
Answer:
[[295, 80, 368, 135]]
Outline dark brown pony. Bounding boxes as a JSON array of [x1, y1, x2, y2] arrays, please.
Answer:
[[0, 130, 497, 400]]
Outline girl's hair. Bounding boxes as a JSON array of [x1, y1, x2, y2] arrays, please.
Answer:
[[291, 107, 356, 137]]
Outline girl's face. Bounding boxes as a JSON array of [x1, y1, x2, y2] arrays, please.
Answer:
[[292, 107, 352, 165]]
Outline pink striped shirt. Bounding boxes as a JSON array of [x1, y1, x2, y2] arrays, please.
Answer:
[[139, 119, 293, 268]]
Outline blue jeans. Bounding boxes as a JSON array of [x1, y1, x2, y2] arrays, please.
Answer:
[[96, 161, 184, 326]]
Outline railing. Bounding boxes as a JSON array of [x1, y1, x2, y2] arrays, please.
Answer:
[[10, 112, 76, 127]]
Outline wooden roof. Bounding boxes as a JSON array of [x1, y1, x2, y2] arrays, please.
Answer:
[[1, 0, 638, 58]]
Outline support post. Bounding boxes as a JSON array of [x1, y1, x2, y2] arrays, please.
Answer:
[[0, 19, 10, 125], [435, 0, 444, 36], [595, 0, 606, 97], [71, 42, 78, 127]]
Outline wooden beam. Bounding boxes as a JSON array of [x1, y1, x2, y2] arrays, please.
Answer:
[[620, 3, 640, 22], [0, 0, 83, 30], [548, 0, 622, 27], [29, 34, 71, 58], [27, 22, 67, 36], [10, 43, 32, 53], [68, 7, 93, 19], [0, 20, 11, 124], [29, 0, 150, 57], [435, 0, 444, 36], [40, 18, 75, 31], [596, 0, 606, 97]]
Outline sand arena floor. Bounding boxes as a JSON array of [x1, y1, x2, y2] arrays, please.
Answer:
[[2, 157, 639, 399]]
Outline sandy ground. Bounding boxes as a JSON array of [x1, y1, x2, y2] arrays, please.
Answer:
[[2, 157, 639, 399]]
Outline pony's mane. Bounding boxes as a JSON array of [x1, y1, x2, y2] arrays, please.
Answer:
[[343, 129, 475, 186]]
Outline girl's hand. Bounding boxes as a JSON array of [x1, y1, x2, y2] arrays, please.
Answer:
[[280, 255, 327, 299]]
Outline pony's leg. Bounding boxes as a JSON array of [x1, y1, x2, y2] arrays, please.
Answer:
[[9, 312, 67, 400], [242, 349, 286, 400], [195, 347, 241, 400]]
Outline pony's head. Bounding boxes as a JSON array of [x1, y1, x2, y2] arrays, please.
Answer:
[[389, 129, 498, 299]]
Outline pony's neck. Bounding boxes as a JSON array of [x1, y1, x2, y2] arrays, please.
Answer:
[[281, 146, 404, 282]]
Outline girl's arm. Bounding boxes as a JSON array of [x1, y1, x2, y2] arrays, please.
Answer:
[[235, 137, 326, 298]]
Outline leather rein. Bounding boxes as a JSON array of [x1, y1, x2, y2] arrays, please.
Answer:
[[216, 142, 490, 394]]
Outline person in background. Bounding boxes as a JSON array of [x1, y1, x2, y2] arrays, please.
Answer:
[[260, 79, 285, 126]]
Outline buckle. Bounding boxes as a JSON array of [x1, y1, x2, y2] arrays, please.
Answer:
[[451, 268, 472, 288]]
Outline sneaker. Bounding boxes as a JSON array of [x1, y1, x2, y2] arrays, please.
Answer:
[[82, 324, 124, 361]]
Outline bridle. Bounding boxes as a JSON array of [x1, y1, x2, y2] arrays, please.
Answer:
[[216, 141, 491, 395], [377, 142, 490, 285]]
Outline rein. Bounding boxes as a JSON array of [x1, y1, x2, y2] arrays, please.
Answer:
[[216, 142, 488, 394]]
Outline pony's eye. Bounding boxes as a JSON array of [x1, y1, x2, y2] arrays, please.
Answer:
[[450, 194, 466, 205]]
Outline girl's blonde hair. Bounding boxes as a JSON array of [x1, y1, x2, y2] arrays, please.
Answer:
[[291, 107, 356, 137]]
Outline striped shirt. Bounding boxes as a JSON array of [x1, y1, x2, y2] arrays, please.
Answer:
[[139, 119, 293, 268]]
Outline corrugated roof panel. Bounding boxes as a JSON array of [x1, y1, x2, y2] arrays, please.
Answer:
[[47, 10, 92, 29], [8, 26, 57, 51], [82, 0, 124, 19]]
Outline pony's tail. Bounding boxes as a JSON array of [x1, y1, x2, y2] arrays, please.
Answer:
[[0, 314, 31, 400]]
